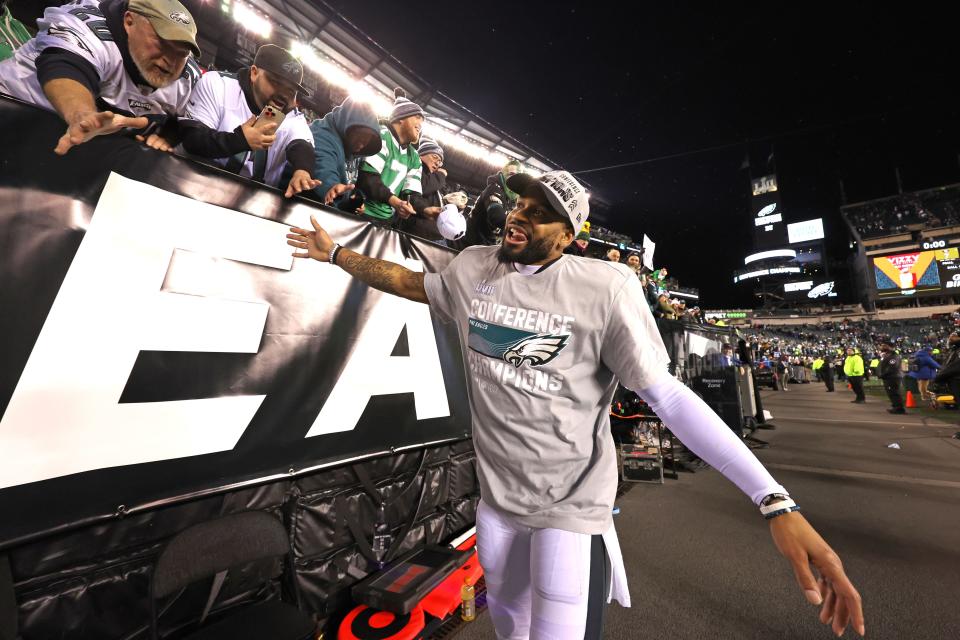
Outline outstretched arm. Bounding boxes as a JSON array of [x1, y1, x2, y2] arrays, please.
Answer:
[[638, 376, 864, 637], [43, 78, 146, 155], [287, 215, 428, 303], [601, 276, 864, 638]]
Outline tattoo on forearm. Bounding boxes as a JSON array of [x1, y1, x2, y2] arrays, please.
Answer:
[[338, 249, 426, 302]]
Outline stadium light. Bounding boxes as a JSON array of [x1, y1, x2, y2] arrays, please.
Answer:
[[232, 2, 271, 38], [290, 41, 549, 174]]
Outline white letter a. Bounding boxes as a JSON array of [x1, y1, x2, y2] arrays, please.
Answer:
[[306, 260, 450, 437]]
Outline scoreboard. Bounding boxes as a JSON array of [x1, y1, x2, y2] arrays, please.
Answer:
[[872, 247, 960, 298]]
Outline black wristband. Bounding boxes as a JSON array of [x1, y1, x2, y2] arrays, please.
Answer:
[[331, 245, 343, 266]]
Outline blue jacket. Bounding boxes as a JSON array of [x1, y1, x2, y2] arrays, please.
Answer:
[[309, 96, 381, 201], [907, 349, 940, 380]]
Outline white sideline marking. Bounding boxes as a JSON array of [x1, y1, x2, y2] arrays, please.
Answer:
[[765, 463, 960, 489], [774, 416, 951, 427]]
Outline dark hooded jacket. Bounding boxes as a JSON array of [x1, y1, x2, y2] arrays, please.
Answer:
[[309, 96, 381, 204], [463, 172, 514, 247]]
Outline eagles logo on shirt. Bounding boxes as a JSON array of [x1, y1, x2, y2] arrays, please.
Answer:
[[503, 334, 569, 367], [468, 317, 569, 368]]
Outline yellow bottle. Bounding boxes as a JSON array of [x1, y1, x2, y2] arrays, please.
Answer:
[[461, 579, 476, 621]]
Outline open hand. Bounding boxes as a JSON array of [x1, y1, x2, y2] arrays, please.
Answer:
[[770, 512, 865, 637], [287, 215, 334, 261], [54, 111, 140, 155], [324, 182, 354, 205], [285, 169, 321, 198]]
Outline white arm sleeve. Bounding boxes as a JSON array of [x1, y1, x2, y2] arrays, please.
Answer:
[[637, 375, 787, 505], [599, 272, 786, 505]]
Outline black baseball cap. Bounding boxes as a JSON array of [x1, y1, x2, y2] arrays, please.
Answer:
[[253, 45, 311, 97]]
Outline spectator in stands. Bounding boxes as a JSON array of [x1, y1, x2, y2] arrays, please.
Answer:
[[606, 248, 621, 263], [0, 1, 30, 62], [564, 226, 590, 256], [906, 345, 940, 405], [308, 95, 381, 210], [0, 0, 201, 154], [400, 137, 448, 241], [464, 160, 521, 246], [687, 306, 705, 325], [656, 293, 676, 320], [878, 342, 905, 414], [933, 331, 960, 408], [441, 190, 463, 210], [356, 88, 424, 223], [652, 266, 669, 289], [844, 348, 866, 403], [179, 44, 320, 198], [639, 272, 659, 310], [626, 252, 641, 273]]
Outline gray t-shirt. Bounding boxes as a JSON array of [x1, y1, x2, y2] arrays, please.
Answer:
[[424, 246, 670, 534]]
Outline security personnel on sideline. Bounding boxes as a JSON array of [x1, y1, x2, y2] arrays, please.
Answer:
[[878, 342, 905, 414], [844, 348, 865, 403]]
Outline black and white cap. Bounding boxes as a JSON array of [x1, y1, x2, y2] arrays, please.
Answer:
[[253, 45, 311, 97], [506, 170, 589, 232]]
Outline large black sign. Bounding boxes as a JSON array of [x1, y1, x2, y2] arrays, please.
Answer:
[[0, 98, 471, 547], [751, 174, 788, 250]]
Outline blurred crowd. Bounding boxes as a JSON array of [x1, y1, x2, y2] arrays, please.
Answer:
[[843, 187, 960, 239]]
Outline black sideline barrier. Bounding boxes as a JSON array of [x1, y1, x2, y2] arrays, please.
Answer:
[[656, 320, 745, 433], [0, 98, 479, 638]]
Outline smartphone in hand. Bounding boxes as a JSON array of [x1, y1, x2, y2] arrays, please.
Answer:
[[255, 103, 286, 129]]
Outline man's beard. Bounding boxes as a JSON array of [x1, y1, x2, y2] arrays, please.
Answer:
[[497, 234, 554, 265], [132, 55, 177, 89]]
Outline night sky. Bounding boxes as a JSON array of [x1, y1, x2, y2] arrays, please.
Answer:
[[328, 2, 960, 308]]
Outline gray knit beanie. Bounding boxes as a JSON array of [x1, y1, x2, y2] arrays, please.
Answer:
[[417, 137, 443, 160], [389, 87, 424, 123]]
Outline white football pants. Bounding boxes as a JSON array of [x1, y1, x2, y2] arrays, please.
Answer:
[[475, 500, 604, 640]]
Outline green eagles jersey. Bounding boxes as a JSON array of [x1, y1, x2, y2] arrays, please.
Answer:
[[360, 125, 423, 220], [0, 6, 31, 62]]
